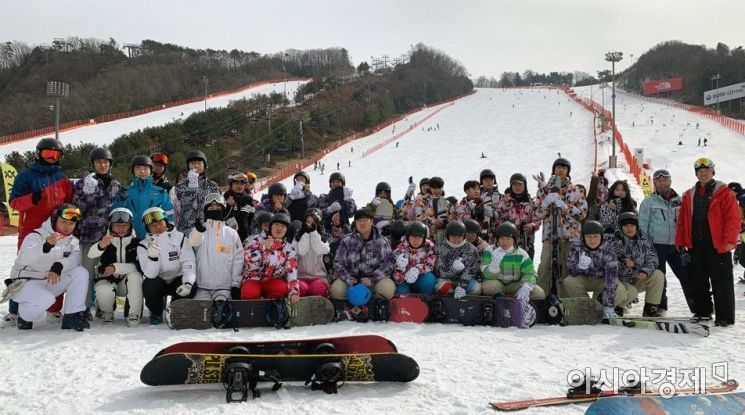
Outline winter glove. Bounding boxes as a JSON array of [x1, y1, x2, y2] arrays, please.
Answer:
[[451, 258, 465, 272], [483, 203, 493, 219], [31, 190, 42, 205], [175, 283, 192, 297], [83, 173, 98, 195], [516, 282, 534, 303], [193, 219, 206, 233], [578, 252, 592, 271], [404, 267, 420, 284], [488, 248, 507, 273], [371, 197, 382, 207], [405, 181, 416, 199], [395, 254, 409, 271], [187, 169, 200, 188], [603, 307, 619, 320], [240, 204, 255, 214], [343, 186, 353, 201], [289, 182, 305, 200], [225, 217, 238, 230], [453, 286, 467, 299], [231, 287, 241, 300], [532, 172, 546, 188], [147, 241, 160, 259], [326, 201, 342, 215]]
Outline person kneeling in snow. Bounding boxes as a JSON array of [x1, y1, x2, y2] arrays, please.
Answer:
[[5, 205, 89, 331], [434, 221, 482, 298], [292, 208, 331, 297], [88, 208, 143, 326], [392, 221, 437, 295], [481, 222, 545, 300], [241, 213, 299, 302], [189, 194, 244, 301], [137, 207, 197, 325]]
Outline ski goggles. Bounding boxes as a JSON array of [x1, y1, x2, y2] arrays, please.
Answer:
[[151, 153, 169, 165], [694, 157, 714, 171], [142, 209, 167, 225], [110, 210, 133, 224], [39, 149, 62, 161], [228, 173, 249, 184], [653, 169, 671, 179], [58, 207, 81, 221]]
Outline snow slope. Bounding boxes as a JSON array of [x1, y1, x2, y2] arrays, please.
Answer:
[[1, 88, 742, 415]]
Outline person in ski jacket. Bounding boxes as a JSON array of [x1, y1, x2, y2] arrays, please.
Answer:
[[87, 208, 143, 326], [586, 169, 609, 221], [479, 169, 502, 241], [169, 169, 188, 226], [638, 169, 692, 312], [317, 172, 357, 225], [606, 212, 664, 317], [285, 171, 319, 223], [675, 158, 739, 326], [434, 220, 482, 298], [495, 173, 541, 259], [112, 155, 174, 239], [408, 176, 455, 244], [463, 219, 490, 254], [189, 194, 244, 301], [137, 207, 196, 325], [563, 220, 622, 319], [481, 222, 544, 299], [598, 180, 637, 233], [174, 150, 220, 234], [292, 208, 330, 297], [455, 180, 483, 222], [255, 182, 291, 219], [330, 208, 395, 301], [6, 205, 89, 331], [150, 152, 172, 192], [223, 172, 258, 242], [402, 177, 430, 220], [392, 221, 437, 294], [534, 158, 587, 296], [365, 181, 404, 234], [241, 213, 299, 301]]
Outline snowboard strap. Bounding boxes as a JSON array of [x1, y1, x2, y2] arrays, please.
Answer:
[[428, 298, 447, 322], [223, 358, 260, 402], [266, 299, 290, 329], [208, 295, 235, 329], [372, 297, 390, 322], [305, 360, 346, 394]]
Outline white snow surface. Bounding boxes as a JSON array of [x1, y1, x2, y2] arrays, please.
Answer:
[[1, 88, 743, 414]]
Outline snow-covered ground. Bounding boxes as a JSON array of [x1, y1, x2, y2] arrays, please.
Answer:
[[1, 88, 743, 415], [0, 80, 307, 161]]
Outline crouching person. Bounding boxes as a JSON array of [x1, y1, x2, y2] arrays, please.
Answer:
[[607, 212, 664, 317], [190, 194, 244, 300], [481, 222, 545, 300], [137, 207, 197, 325], [563, 220, 623, 319], [88, 208, 143, 326], [392, 221, 437, 294], [293, 208, 331, 297], [434, 221, 482, 298], [330, 208, 396, 303], [6, 205, 89, 331]]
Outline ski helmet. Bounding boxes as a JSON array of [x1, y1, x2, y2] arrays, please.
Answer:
[[293, 170, 310, 184], [109, 207, 134, 224], [375, 182, 392, 195], [552, 157, 572, 175], [494, 221, 518, 241], [693, 157, 715, 174], [429, 176, 444, 189], [268, 182, 287, 197], [618, 211, 638, 227], [246, 172, 258, 183], [329, 172, 346, 186], [464, 218, 481, 234], [463, 180, 480, 192], [582, 220, 604, 236], [227, 172, 249, 184], [446, 196, 458, 207], [270, 213, 291, 229], [150, 152, 169, 166], [88, 147, 113, 170], [509, 173, 527, 186], [51, 204, 81, 231], [389, 220, 407, 242], [419, 177, 430, 188], [406, 221, 428, 239], [142, 207, 168, 225], [445, 221, 467, 238], [130, 155, 153, 175], [186, 150, 208, 169], [255, 211, 273, 228], [479, 169, 496, 183], [35, 137, 64, 162], [347, 284, 372, 307]]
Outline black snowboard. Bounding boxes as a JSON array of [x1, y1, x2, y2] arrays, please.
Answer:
[[424, 295, 532, 328], [532, 297, 604, 325]]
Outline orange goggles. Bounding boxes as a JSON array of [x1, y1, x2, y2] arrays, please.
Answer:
[[40, 149, 63, 161], [59, 207, 81, 221]]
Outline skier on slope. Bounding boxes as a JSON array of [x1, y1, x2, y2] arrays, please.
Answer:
[[317, 172, 357, 226], [597, 180, 637, 234], [392, 221, 437, 295], [173, 150, 220, 234], [464, 219, 490, 254], [285, 171, 319, 223], [434, 221, 482, 298], [455, 180, 483, 221], [292, 208, 331, 297], [495, 173, 541, 259], [481, 221, 545, 300]]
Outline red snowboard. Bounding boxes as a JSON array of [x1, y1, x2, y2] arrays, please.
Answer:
[[389, 297, 429, 323]]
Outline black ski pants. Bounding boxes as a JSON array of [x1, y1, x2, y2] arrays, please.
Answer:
[[142, 276, 197, 315], [689, 242, 735, 324]]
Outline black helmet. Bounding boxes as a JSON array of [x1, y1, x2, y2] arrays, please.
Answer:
[[89, 147, 113, 170], [479, 169, 496, 183], [429, 176, 444, 189], [35, 137, 64, 161], [375, 182, 392, 195], [270, 213, 291, 229], [552, 157, 571, 175], [268, 182, 287, 197], [186, 150, 208, 169], [463, 180, 480, 192], [130, 155, 153, 175], [495, 221, 518, 240], [445, 220, 467, 238], [329, 172, 346, 186], [419, 177, 430, 187], [294, 170, 310, 184], [389, 220, 407, 240], [464, 218, 481, 234], [582, 220, 604, 236], [618, 211, 638, 227], [255, 211, 273, 227], [406, 221, 428, 238], [509, 173, 527, 186]]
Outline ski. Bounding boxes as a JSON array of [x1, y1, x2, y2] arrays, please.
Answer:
[[490, 379, 738, 411], [606, 317, 710, 337]]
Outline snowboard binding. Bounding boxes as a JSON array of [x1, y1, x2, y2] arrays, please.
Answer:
[[427, 298, 447, 323], [223, 358, 260, 402], [372, 297, 390, 322], [566, 375, 602, 398], [209, 295, 235, 329], [266, 299, 290, 329], [305, 360, 346, 394]]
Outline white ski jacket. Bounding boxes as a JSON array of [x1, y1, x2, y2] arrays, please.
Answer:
[[189, 220, 244, 290]]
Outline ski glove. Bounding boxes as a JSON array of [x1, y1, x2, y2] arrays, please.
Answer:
[[483, 203, 493, 218], [395, 254, 409, 271], [404, 268, 420, 284], [83, 173, 98, 195], [405, 182, 416, 198], [603, 307, 619, 320], [289, 182, 305, 200], [371, 197, 382, 207], [453, 286, 467, 299], [343, 186, 353, 201], [532, 172, 546, 188], [326, 201, 342, 215], [578, 252, 592, 271], [488, 248, 507, 272], [176, 283, 192, 297], [193, 219, 206, 233], [516, 282, 534, 303], [187, 169, 200, 188], [451, 258, 465, 272], [147, 241, 160, 260]]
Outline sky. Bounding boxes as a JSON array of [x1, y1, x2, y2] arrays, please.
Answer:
[[2, 0, 744, 78]]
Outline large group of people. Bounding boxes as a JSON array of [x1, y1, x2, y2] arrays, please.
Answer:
[[2, 137, 743, 331]]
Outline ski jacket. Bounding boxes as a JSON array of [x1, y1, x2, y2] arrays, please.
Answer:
[[676, 180, 740, 253], [392, 238, 437, 284], [535, 178, 587, 242], [285, 189, 319, 223], [638, 190, 681, 246], [495, 191, 541, 247], [174, 176, 220, 232], [153, 175, 172, 192], [223, 190, 258, 242], [292, 230, 330, 279], [113, 177, 174, 238], [434, 239, 481, 288], [455, 196, 482, 222], [480, 188, 502, 224], [72, 174, 122, 244], [566, 239, 618, 307], [10, 219, 81, 280], [88, 231, 141, 279], [598, 199, 637, 234], [189, 220, 244, 290], [9, 162, 73, 247], [317, 192, 357, 224], [242, 235, 299, 296], [137, 229, 195, 284], [606, 232, 658, 283], [333, 226, 393, 285], [481, 246, 537, 284]]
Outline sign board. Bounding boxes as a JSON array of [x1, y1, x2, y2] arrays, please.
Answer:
[[640, 174, 653, 197], [1, 163, 19, 227], [704, 81, 745, 106], [643, 77, 683, 95]]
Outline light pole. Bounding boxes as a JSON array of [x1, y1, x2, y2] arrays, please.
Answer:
[[629, 54, 635, 92], [710, 74, 721, 114], [282, 53, 289, 104], [46, 81, 70, 141], [203, 75, 208, 111], [605, 51, 623, 168]]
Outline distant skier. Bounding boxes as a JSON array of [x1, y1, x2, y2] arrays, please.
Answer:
[[480, 152, 486, 159], [704, 138, 708, 146], [336, 162, 340, 170], [698, 138, 701, 146], [396, 142, 399, 148]]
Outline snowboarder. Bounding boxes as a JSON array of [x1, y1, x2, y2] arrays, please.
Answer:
[[479, 169, 503, 243], [256, 183, 290, 220], [455, 180, 482, 221], [392, 221, 437, 295], [464, 219, 489, 254], [292, 208, 331, 297], [317, 172, 357, 226], [495, 173, 541, 258], [597, 180, 637, 234], [408, 177, 454, 243], [366, 182, 404, 233], [285, 171, 318, 223], [434, 221, 481, 298], [150, 152, 172, 192], [223, 172, 258, 242], [173, 150, 220, 234], [337, 162, 340, 170], [704, 138, 708, 146], [481, 221, 544, 300], [480, 152, 486, 159]]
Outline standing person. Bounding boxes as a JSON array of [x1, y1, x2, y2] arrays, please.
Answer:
[[638, 169, 692, 313], [479, 169, 502, 242], [137, 207, 196, 325], [434, 221, 482, 298], [455, 180, 482, 221], [317, 172, 357, 226], [223, 172, 258, 242], [402, 178, 430, 220], [73, 147, 121, 318], [174, 150, 219, 234], [292, 208, 331, 297], [366, 181, 404, 232], [495, 173, 541, 259], [286, 171, 318, 223], [257, 183, 291, 217], [586, 170, 609, 221], [598, 180, 637, 234], [392, 221, 437, 295], [170, 169, 188, 226], [150, 153, 172, 192], [112, 155, 174, 240], [245, 172, 258, 197], [409, 177, 455, 243], [675, 158, 740, 327]]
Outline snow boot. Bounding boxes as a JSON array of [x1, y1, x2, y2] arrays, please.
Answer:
[[127, 314, 140, 328], [101, 312, 114, 324], [150, 313, 163, 325], [17, 316, 33, 330], [1, 313, 18, 329], [61, 312, 91, 331], [614, 306, 625, 317], [642, 303, 661, 318]]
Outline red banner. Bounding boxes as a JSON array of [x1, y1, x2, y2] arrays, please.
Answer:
[[643, 77, 683, 95]]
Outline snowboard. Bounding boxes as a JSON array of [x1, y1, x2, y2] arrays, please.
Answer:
[[425, 295, 532, 328], [606, 316, 710, 337], [331, 297, 390, 323], [585, 389, 745, 415], [153, 334, 398, 359], [165, 296, 335, 330], [532, 297, 604, 326], [389, 297, 429, 323]]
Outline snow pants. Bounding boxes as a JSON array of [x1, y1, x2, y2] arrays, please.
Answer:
[[94, 272, 143, 316], [12, 266, 88, 322], [329, 277, 396, 300], [482, 279, 546, 299]]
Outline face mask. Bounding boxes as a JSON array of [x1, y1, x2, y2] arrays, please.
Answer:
[[205, 209, 224, 221]]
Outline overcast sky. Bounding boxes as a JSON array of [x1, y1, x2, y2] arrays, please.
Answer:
[[3, 0, 743, 78]]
